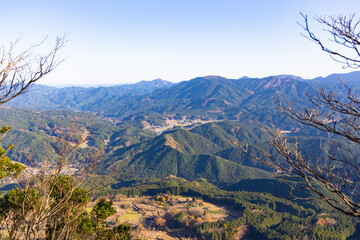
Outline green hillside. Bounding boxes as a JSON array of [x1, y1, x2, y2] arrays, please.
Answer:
[[101, 121, 273, 185], [0, 107, 155, 165], [1, 105, 338, 188]]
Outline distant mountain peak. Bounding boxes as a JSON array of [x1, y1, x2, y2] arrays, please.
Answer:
[[263, 77, 293, 89], [269, 74, 303, 80], [203, 75, 227, 80], [139, 78, 164, 82], [260, 75, 306, 89], [152, 78, 173, 86], [131, 78, 175, 89], [137, 78, 172, 84]]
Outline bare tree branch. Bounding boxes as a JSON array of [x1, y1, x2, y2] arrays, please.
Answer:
[[299, 13, 360, 69], [235, 13, 360, 217], [0, 34, 67, 105]]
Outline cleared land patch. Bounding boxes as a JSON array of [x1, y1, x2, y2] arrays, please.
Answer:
[[87, 194, 241, 239]]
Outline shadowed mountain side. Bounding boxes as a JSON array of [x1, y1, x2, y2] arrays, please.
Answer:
[[224, 178, 307, 198]]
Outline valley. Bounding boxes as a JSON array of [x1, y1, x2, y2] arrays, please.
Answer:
[[1, 72, 360, 239]]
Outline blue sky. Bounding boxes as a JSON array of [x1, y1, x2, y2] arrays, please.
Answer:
[[1, 0, 359, 86]]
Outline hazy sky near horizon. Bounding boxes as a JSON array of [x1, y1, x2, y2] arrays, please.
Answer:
[[1, 0, 359, 86]]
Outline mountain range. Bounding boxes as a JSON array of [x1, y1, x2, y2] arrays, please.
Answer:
[[3, 71, 359, 186], [8, 78, 174, 111], [9, 71, 360, 130]]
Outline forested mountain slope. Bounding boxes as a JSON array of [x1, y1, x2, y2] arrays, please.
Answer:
[[100, 120, 335, 186]]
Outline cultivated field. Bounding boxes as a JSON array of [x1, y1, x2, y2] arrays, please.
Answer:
[[89, 195, 244, 239]]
